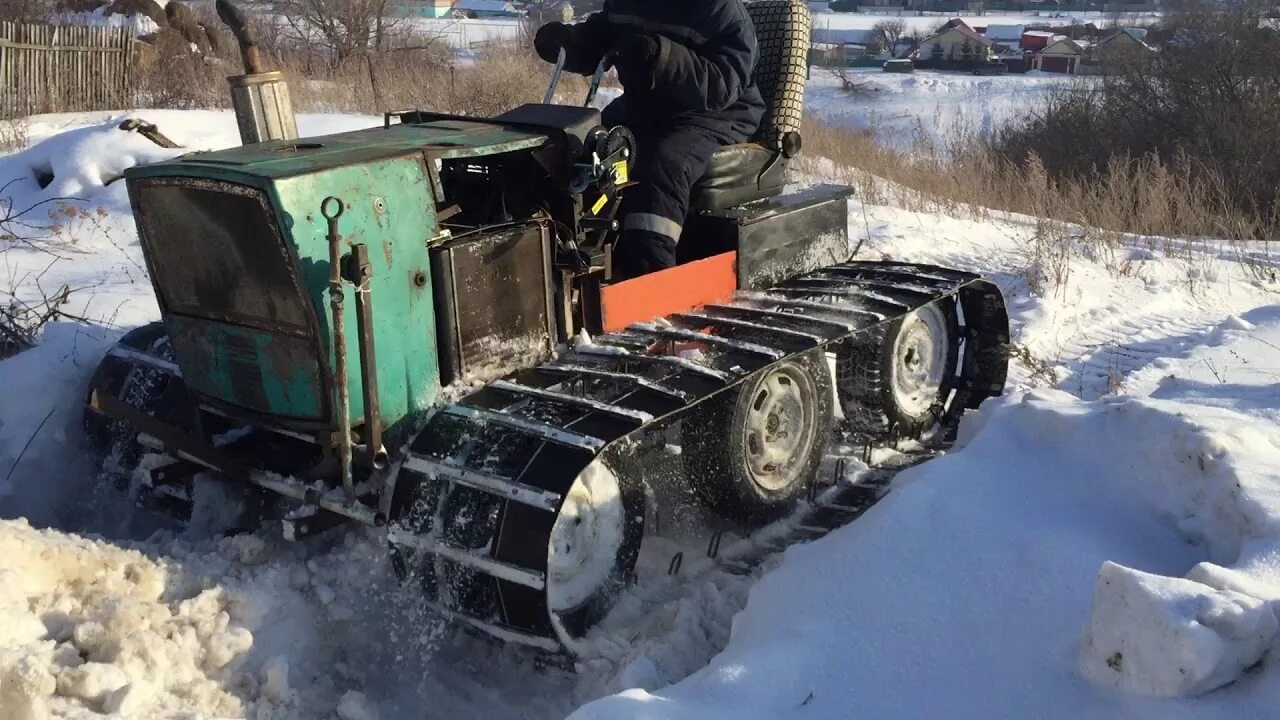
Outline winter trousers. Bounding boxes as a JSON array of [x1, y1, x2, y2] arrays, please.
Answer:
[[604, 99, 752, 279]]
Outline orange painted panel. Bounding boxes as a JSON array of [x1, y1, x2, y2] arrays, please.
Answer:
[[600, 252, 738, 333]]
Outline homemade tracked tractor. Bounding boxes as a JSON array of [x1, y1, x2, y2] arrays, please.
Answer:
[[84, 0, 1008, 652]]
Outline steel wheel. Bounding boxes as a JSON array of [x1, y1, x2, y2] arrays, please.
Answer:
[[740, 363, 820, 493], [889, 304, 951, 423], [684, 349, 835, 524], [546, 456, 646, 649], [839, 298, 961, 439], [547, 460, 626, 613]]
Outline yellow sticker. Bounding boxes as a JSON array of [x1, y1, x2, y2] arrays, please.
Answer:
[[612, 160, 629, 184], [591, 194, 608, 215]]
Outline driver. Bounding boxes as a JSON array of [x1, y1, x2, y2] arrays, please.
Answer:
[[535, 0, 764, 280]]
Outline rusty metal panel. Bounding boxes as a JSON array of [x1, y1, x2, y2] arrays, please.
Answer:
[[431, 223, 555, 385]]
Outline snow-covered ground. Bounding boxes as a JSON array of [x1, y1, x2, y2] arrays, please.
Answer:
[[4, 96, 1280, 720], [809, 9, 1162, 33], [337, 9, 1163, 52], [390, 10, 1164, 47], [805, 67, 1079, 149]]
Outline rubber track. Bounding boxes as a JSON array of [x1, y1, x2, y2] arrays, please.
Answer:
[[389, 260, 1009, 652]]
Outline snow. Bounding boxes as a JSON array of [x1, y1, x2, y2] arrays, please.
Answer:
[[4, 72, 1280, 719], [548, 461, 626, 617], [394, 10, 1163, 51], [808, 11, 1162, 34], [1079, 562, 1277, 697], [0, 519, 253, 718], [804, 68, 1080, 150], [47, 0, 166, 36], [986, 24, 1027, 42], [575, 386, 1280, 719]]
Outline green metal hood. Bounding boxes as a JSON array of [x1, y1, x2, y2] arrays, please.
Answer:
[[128, 118, 548, 182], [124, 118, 547, 439]]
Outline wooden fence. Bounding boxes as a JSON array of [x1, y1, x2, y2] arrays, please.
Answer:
[[0, 22, 135, 117]]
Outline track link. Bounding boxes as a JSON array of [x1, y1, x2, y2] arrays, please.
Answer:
[[388, 260, 1009, 653]]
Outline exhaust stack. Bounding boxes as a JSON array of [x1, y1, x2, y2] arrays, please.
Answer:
[[216, 0, 297, 144]]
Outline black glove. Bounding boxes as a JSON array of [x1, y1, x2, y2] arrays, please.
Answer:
[[535, 22, 573, 64], [613, 32, 661, 90]]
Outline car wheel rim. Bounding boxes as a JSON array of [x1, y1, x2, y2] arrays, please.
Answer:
[[890, 303, 950, 420], [741, 363, 818, 493], [547, 460, 625, 613]]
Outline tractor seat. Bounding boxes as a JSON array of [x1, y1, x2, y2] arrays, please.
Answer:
[[690, 0, 811, 212]]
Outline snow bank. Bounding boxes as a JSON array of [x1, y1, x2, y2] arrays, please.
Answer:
[[574, 388, 1280, 719], [0, 519, 251, 718], [1079, 562, 1276, 697]]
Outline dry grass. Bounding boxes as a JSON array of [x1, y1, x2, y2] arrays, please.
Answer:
[[800, 115, 1278, 294], [801, 116, 1275, 241], [0, 116, 28, 154], [286, 43, 587, 117], [130, 34, 587, 119]]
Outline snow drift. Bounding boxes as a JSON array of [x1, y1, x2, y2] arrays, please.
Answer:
[[0, 519, 251, 719], [573, 384, 1280, 719]]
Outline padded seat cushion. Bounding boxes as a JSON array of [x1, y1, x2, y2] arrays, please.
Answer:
[[689, 0, 810, 212], [690, 143, 786, 210]]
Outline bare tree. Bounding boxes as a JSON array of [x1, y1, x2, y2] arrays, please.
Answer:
[[275, 0, 404, 68], [873, 19, 907, 57], [825, 65, 872, 96]]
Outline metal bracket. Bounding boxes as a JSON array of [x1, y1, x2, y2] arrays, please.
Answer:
[[707, 531, 724, 559]]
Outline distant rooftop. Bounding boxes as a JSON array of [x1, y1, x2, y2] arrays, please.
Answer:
[[453, 0, 518, 13], [985, 24, 1025, 42], [812, 27, 878, 45]]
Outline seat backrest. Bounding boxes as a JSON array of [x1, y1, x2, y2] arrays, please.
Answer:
[[746, 0, 811, 152]]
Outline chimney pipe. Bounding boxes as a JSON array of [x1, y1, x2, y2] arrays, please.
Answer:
[[217, 0, 298, 145]]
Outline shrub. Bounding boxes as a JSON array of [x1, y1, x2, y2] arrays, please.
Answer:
[[989, 1, 1280, 234]]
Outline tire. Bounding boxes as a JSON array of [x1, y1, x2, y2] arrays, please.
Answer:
[[683, 349, 835, 524], [85, 322, 177, 484], [839, 299, 961, 441], [83, 323, 190, 490]]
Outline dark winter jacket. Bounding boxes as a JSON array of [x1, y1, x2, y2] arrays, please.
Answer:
[[561, 0, 765, 136]]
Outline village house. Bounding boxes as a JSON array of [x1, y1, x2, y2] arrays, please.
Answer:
[[1019, 30, 1056, 53], [920, 20, 994, 65], [1093, 28, 1152, 57], [1033, 36, 1085, 74], [524, 1, 574, 24], [446, 0, 521, 18], [983, 23, 1025, 53], [393, 0, 455, 18], [810, 26, 882, 64], [392, 0, 523, 18]]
